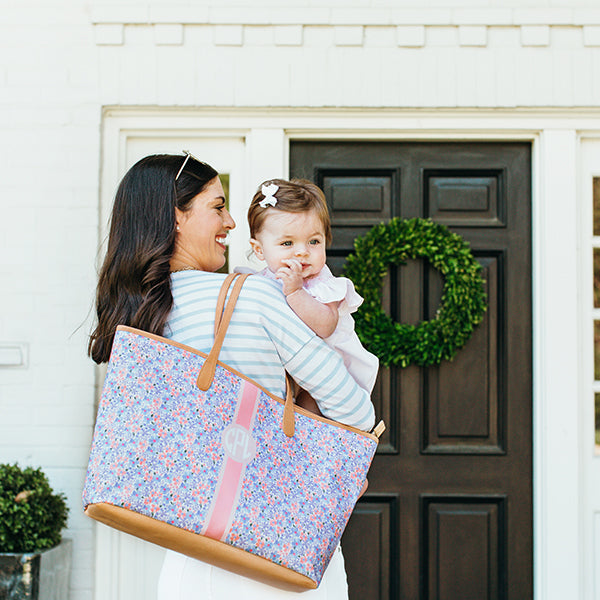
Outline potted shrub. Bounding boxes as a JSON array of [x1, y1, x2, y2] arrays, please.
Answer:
[[0, 464, 71, 600]]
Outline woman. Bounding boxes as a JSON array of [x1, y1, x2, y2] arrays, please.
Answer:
[[88, 153, 375, 599]]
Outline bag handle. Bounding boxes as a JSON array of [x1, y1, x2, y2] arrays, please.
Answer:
[[196, 273, 296, 438], [282, 375, 295, 438], [196, 273, 248, 391], [213, 272, 239, 338]]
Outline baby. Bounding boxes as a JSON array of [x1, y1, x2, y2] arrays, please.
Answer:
[[242, 178, 379, 413]]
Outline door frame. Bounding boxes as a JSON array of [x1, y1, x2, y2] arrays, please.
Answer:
[[580, 137, 600, 600], [98, 106, 600, 600]]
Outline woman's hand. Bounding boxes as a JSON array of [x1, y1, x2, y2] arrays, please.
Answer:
[[358, 478, 369, 498]]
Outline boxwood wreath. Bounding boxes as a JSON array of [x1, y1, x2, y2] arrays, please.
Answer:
[[343, 217, 487, 368]]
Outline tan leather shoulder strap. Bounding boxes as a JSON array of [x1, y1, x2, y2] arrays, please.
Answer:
[[196, 273, 249, 391], [196, 272, 296, 437], [214, 272, 239, 338], [282, 374, 295, 438]]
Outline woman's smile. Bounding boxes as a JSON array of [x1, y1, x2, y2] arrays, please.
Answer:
[[174, 177, 235, 272]]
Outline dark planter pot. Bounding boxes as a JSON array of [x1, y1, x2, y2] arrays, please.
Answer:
[[0, 539, 72, 600]]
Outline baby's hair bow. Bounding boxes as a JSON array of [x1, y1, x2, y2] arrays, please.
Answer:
[[259, 183, 279, 208]]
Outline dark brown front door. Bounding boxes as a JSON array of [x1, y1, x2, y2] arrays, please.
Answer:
[[290, 142, 532, 600]]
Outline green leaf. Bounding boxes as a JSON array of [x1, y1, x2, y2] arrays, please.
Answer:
[[0, 463, 69, 552], [343, 217, 487, 368]]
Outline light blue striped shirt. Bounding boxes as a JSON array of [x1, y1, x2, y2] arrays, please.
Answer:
[[165, 271, 375, 432]]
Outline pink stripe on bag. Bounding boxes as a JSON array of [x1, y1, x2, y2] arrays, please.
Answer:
[[203, 381, 259, 541], [235, 380, 259, 429]]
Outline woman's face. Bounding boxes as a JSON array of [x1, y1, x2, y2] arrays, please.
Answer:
[[174, 176, 235, 272]]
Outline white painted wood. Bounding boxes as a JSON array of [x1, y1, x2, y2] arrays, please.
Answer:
[[95, 132, 246, 600], [579, 138, 600, 600], [95, 524, 165, 600], [596, 513, 600, 600], [534, 130, 581, 600], [89, 5, 600, 28], [6, 2, 600, 598], [95, 108, 600, 600], [245, 128, 287, 182]]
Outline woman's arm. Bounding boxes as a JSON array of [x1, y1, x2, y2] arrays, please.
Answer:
[[232, 275, 376, 431], [282, 335, 375, 431]]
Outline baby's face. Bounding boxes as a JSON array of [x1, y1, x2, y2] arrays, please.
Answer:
[[250, 209, 327, 280]]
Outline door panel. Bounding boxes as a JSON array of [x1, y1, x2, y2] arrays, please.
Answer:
[[343, 495, 399, 600], [424, 253, 502, 454], [423, 496, 505, 600], [425, 169, 505, 227], [290, 142, 532, 600]]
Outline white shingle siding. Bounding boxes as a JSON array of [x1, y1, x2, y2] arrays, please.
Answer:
[[2, 2, 600, 599], [88, 21, 600, 108]]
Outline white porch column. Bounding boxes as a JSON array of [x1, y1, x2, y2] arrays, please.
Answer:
[[535, 129, 581, 600], [245, 128, 287, 192]]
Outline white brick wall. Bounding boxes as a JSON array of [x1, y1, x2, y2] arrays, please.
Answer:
[[0, 3, 99, 599], [1, 1, 600, 599]]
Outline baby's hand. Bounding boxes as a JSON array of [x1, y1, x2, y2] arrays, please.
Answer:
[[276, 259, 304, 296]]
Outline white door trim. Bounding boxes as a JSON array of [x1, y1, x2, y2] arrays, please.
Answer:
[[579, 138, 600, 600], [97, 107, 600, 600]]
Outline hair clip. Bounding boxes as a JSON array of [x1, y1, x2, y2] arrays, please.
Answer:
[[259, 183, 279, 208]]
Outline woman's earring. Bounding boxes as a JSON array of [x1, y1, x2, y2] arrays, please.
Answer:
[[176, 225, 180, 232]]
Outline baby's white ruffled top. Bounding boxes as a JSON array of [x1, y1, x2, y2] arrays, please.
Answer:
[[252, 265, 379, 394]]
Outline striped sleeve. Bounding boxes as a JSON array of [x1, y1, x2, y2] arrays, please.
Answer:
[[168, 271, 375, 432], [283, 336, 375, 431]]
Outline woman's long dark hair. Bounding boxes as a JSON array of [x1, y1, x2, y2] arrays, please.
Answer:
[[88, 154, 218, 363]]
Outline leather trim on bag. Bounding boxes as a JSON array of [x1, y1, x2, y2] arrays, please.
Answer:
[[115, 324, 379, 442], [85, 503, 318, 592]]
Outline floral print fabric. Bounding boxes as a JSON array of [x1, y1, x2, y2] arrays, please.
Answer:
[[83, 328, 377, 585]]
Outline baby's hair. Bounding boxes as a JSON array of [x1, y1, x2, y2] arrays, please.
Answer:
[[248, 178, 332, 245]]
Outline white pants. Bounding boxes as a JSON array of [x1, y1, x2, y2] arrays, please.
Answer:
[[157, 546, 348, 600]]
